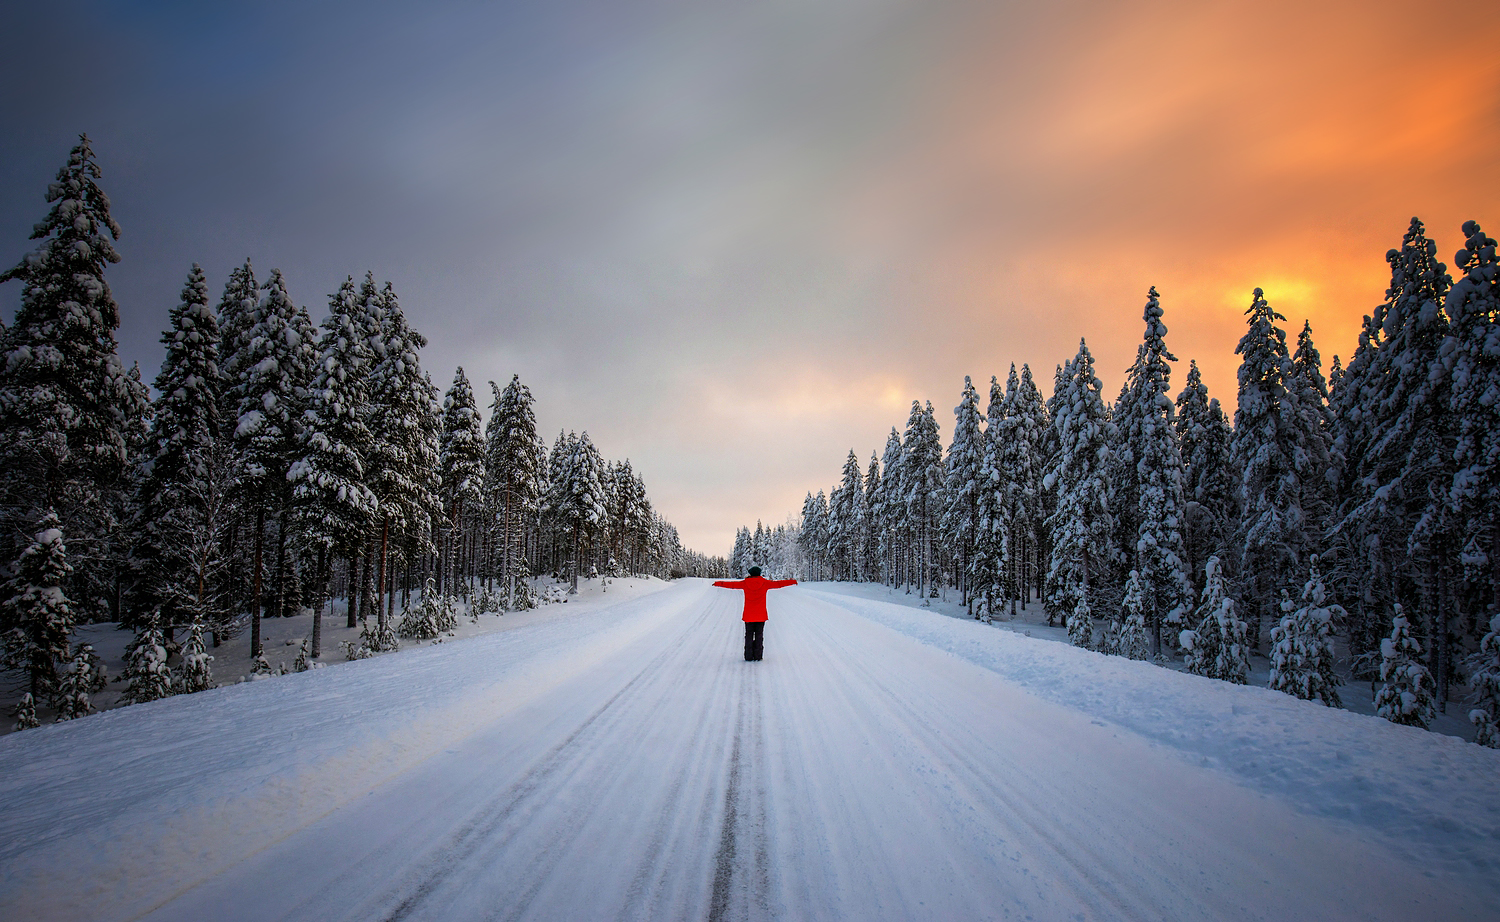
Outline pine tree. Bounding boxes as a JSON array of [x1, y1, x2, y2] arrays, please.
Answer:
[[971, 376, 1009, 620], [484, 375, 545, 606], [543, 432, 608, 593], [132, 265, 230, 637], [55, 642, 106, 721], [1465, 614, 1500, 747], [13, 693, 40, 731], [1289, 321, 1339, 543], [1114, 288, 1190, 656], [875, 429, 904, 585], [901, 401, 944, 596], [1374, 605, 1436, 728], [1117, 570, 1150, 660], [1445, 221, 1500, 637], [828, 450, 867, 581], [0, 135, 138, 616], [175, 617, 215, 694], [1180, 556, 1250, 683], [2, 510, 74, 703], [120, 613, 173, 705], [290, 278, 379, 658], [366, 282, 441, 630], [215, 260, 259, 431], [229, 269, 311, 658], [1342, 219, 1459, 707], [942, 377, 985, 609], [1175, 361, 1237, 596], [1231, 288, 1306, 650], [1067, 593, 1093, 649], [1044, 341, 1116, 629], [438, 367, 485, 593], [862, 451, 882, 580], [1269, 560, 1344, 707]]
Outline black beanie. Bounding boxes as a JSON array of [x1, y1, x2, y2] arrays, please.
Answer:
[[748, 566, 762, 577]]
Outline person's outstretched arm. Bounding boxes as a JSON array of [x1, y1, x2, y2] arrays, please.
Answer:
[[767, 579, 798, 589], [712, 579, 745, 589]]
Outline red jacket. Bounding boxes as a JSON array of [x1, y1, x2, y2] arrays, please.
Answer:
[[712, 576, 797, 622]]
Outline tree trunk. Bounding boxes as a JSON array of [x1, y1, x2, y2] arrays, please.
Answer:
[[377, 517, 390, 632], [251, 507, 264, 658], [313, 547, 327, 659]]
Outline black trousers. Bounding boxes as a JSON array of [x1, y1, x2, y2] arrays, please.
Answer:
[[743, 622, 764, 661]]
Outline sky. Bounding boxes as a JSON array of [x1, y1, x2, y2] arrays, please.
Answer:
[[2, 0, 1497, 557]]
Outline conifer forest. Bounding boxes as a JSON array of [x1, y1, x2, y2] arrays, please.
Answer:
[[735, 222, 1500, 746], [0, 138, 725, 727]]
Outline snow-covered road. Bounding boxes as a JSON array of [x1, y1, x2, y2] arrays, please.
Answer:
[[2, 580, 1496, 921]]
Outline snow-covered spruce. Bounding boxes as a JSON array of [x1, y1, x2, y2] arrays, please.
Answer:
[[1466, 614, 1500, 747], [1268, 562, 1344, 708], [1180, 556, 1250, 684], [120, 615, 173, 705], [1067, 595, 1093, 649], [175, 618, 215, 694], [54, 642, 106, 721], [1374, 605, 1436, 729], [12, 692, 39, 731], [1231, 288, 1310, 650], [1112, 287, 1190, 657], [1043, 341, 1115, 629], [1175, 360, 1237, 593], [1117, 570, 1151, 661], [1, 510, 74, 705]]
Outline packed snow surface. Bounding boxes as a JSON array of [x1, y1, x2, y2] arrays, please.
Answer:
[[2, 580, 1497, 921]]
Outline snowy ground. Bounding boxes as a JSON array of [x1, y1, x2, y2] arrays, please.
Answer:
[[1, 579, 1496, 921], [828, 581, 1486, 743], [0, 575, 665, 729]]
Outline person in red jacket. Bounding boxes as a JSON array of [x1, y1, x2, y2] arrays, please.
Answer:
[[713, 566, 797, 661]]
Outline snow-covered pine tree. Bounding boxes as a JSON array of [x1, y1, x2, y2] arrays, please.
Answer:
[[438, 367, 485, 594], [875, 429, 904, 585], [365, 282, 441, 630], [1343, 219, 1458, 707], [543, 432, 607, 593], [175, 617, 214, 694], [971, 376, 1009, 620], [289, 278, 379, 658], [1013, 365, 1049, 612], [229, 269, 311, 658], [1067, 594, 1093, 648], [901, 401, 945, 597], [132, 265, 231, 639], [1466, 614, 1500, 747], [1231, 288, 1306, 651], [0, 136, 139, 616], [1117, 570, 1150, 660], [1114, 288, 1190, 657], [828, 450, 865, 580], [1180, 556, 1250, 684], [798, 491, 830, 581], [215, 260, 258, 431], [13, 693, 39, 731], [1175, 360, 1237, 597], [1289, 321, 1340, 546], [483, 375, 544, 605], [120, 613, 173, 705], [1268, 560, 1344, 707], [2, 510, 74, 703], [943, 378, 984, 610], [1445, 221, 1500, 643], [1043, 341, 1115, 633], [1374, 605, 1436, 728], [55, 642, 106, 721], [862, 451, 882, 580]]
